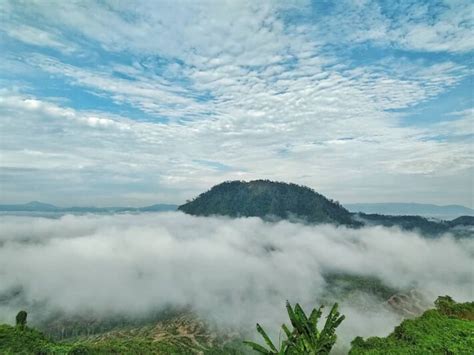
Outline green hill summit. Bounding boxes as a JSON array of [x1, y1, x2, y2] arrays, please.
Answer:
[[178, 180, 358, 226]]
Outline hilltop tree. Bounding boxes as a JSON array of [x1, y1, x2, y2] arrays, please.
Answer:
[[15, 310, 27, 330]]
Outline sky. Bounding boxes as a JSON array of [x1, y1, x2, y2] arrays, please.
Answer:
[[0, 0, 473, 207]]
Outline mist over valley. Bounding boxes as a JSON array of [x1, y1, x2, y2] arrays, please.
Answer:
[[1, 183, 473, 352]]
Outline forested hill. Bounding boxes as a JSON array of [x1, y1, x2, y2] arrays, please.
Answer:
[[178, 180, 359, 226], [178, 180, 473, 237]]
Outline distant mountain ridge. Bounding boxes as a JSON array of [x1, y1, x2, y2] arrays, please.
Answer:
[[353, 213, 474, 237], [345, 202, 473, 219], [2, 183, 473, 237], [0, 202, 178, 213]]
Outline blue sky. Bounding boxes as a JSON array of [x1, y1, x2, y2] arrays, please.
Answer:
[[0, 0, 473, 207]]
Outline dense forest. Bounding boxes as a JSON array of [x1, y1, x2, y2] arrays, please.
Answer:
[[179, 180, 473, 237], [179, 180, 360, 227]]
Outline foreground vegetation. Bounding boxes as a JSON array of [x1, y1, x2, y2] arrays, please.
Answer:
[[350, 296, 474, 354], [1, 296, 472, 354], [0, 312, 242, 354], [245, 302, 344, 354], [0, 323, 240, 354]]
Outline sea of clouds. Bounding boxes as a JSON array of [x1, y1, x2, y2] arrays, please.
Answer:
[[0, 212, 472, 350]]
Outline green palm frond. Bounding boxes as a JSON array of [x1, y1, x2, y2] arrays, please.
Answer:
[[243, 340, 275, 354], [244, 301, 345, 355], [256, 323, 278, 352]]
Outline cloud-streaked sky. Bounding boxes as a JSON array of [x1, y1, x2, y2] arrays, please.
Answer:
[[0, 0, 473, 207]]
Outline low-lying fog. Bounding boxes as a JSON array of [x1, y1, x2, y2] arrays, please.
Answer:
[[0, 212, 472, 350]]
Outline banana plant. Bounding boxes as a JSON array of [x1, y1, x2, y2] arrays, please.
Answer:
[[244, 302, 345, 354], [243, 322, 290, 354]]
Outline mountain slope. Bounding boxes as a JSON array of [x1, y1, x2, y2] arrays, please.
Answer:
[[0, 314, 244, 355], [449, 215, 474, 227], [0, 201, 59, 211], [354, 213, 474, 237], [0, 202, 177, 213], [179, 180, 472, 237], [349, 296, 474, 354], [354, 213, 450, 235], [345, 202, 473, 219], [178, 180, 359, 226]]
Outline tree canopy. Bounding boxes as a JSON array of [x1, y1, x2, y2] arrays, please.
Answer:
[[179, 180, 359, 226]]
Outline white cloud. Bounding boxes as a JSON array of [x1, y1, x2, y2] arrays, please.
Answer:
[[0, 0, 472, 206], [310, 0, 474, 54], [1, 24, 77, 54], [393, 1, 474, 53], [1, 83, 472, 206], [26, 55, 211, 120], [0, 213, 472, 349], [436, 108, 474, 136]]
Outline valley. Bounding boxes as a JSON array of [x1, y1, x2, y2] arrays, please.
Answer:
[[0, 181, 472, 354]]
